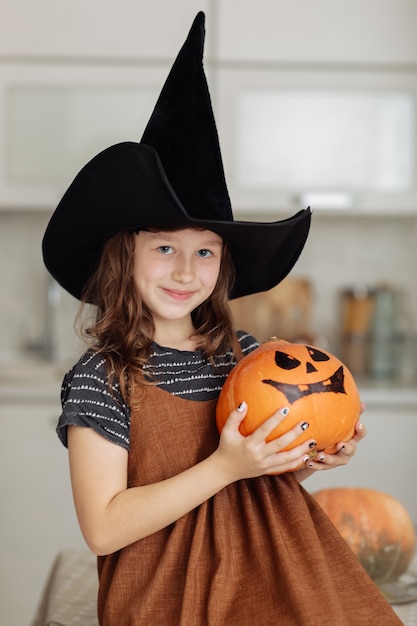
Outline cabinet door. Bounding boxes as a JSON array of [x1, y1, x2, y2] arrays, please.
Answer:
[[305, 407, 417, 522], [0, 401, 85, 626]]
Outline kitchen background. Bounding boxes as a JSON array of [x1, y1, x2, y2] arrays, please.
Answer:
[[1, 1, 417, 624]]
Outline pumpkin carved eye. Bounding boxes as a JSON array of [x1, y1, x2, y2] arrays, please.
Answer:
[[306, 346, 330, 362], [275, 346, 330, 375], [274, 351, 300, 370]]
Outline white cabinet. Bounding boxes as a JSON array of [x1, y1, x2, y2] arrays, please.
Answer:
[[0, 394, 86, 626], [0, 1, 210, 58], [3, 0, 416, 63], [216, 0, 417, 64], [1, 1, 417, 215], [305, 398, 417, 523]]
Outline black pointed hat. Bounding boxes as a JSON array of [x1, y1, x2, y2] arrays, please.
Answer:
[[42, 12, 311, 302], [141, 12, 232, 222]]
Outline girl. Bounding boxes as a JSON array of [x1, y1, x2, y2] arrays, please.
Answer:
[[43, 13, 402, 626]]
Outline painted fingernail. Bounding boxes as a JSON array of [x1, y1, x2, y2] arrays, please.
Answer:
[[280, 407, 290, 416], [301, 421, 309, 431], [358, 423, 364, 430], [339, 444, 345, 451], [309, 441, 317, 449], [303, 455, 310, 463], [318, 454, 325, 461], [237, 402, 246, 412], [307, 462, 314, 468]]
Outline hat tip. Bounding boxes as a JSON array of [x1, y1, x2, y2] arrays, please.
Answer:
[[191, 11, 206, 33]]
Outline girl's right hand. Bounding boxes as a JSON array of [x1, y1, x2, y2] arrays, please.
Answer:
[[215, 401, 315, 481]]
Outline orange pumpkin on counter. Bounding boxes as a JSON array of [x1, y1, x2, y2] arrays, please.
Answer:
[[216, 338, 360, 462], [313, 487, 416, 583]]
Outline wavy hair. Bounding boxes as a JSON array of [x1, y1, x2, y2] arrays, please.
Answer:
[[77, 229, 243, 403]]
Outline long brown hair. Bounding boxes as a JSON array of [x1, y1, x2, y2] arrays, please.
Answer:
[[77, 229, 243, 402]]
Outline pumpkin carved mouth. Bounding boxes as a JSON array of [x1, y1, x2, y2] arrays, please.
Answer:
[[262, 365, 346, 405]]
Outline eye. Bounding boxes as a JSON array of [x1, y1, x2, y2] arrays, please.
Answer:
[[197, 249, 213, 258], [158, 245, 174, 254], [306, 346, 330, 362], [274, 350, 301, 370]]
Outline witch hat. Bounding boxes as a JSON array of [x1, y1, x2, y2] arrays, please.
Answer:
[[42, 12, 311, 302], [140, 11, 232, 222]]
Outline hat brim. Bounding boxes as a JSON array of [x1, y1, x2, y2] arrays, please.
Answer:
[[42, 142, 311, 301]]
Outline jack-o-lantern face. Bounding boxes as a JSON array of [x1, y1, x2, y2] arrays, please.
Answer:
[[262, 346, 346, 405], [216, 338, 360, 466]]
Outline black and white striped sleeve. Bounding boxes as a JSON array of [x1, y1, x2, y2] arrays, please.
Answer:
[[56, 352, 130, 450]]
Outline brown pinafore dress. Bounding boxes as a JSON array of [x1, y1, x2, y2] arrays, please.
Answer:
[[97, 385, 402, 626]]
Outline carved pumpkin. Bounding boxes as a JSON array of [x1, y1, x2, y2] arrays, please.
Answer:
[[216, 338, 360, 460], [313, 487, 416, 583]]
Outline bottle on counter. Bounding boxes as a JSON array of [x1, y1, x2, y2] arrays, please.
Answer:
[[340, 287, 376, 377], [369, 286, 396, 380]]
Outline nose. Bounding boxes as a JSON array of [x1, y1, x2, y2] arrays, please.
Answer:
[[172, 253, 195, 283], [306, 361, 317, 374]]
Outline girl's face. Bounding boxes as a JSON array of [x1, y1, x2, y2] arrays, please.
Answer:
[[133, 228, 223, 332]]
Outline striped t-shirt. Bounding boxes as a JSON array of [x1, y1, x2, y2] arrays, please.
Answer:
[[57, 330, 258, 451]]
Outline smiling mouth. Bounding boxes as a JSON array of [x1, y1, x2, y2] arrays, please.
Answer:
[[163, 288, 195, 300], [261, 365, 346, 405]]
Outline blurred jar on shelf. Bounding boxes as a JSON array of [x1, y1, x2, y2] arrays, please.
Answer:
[[340, 287, 376, 377], [369, 285, 396, 380], [230, 277, 314, 345], [340, 284, 417, 383]]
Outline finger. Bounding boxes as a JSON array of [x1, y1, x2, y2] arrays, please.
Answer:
[[305, 448, 351, 470], [267, 421, 316, 455], [355, 420, 367, 440], [266, 443, 317, 475], [304, 453, 328, 470], [221, 401, 249, 435], [334, 436, 359, 457], [248, 406, 291, 443], [306, 457, 346, 470], [335, 421, 366, 452], [251, 407, 316, 454]]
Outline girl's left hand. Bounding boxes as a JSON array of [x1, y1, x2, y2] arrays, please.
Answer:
[[304, 418, 366, 471], [295, 403, 366, 480]]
